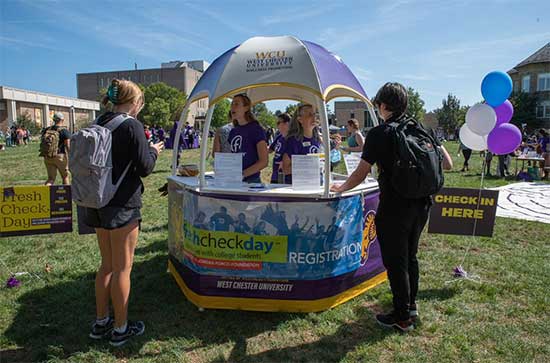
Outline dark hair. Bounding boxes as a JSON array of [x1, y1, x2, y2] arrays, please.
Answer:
[[373, 82, 408, 117], [539, 129, 548, 137], [277, 113, 291, 124], [228, 94, 257, 126], [347, 119, 359, 130]]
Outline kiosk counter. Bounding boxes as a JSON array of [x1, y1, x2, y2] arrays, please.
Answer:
[[167, 176, 386, 312]]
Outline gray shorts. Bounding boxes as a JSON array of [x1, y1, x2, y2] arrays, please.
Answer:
[[84, 206, 141, 230]]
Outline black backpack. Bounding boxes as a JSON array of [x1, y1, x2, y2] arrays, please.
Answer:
[[388, 117, 444, 198]]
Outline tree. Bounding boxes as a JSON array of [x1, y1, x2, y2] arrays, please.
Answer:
[[285, 103, 299, 117], [211, 99, 230, 128], [406, 87, 426, 123], [16, 114, 40, 134], [142, 82, 187, 128], [509, 91, 538, 129], [253, 102, 277, 128], [144, 98, 171, 127], [457, 105, 469, 128], [98, 87, 108, 113], [435, 93, 461, 135]]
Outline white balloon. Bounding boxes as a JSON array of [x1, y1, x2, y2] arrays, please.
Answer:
[[465, 103, 497, 136], [459, 124, 487, 151]]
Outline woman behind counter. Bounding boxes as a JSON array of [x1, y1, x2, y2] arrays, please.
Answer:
[[269, 113, 290, 184], [281, 104, 322, 184], [227, 94, 268, 183], [340, 118, 364, 153]]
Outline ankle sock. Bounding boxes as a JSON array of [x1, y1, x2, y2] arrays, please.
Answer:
[[96, 316, 110, 326], [114, 322, 127, 334]]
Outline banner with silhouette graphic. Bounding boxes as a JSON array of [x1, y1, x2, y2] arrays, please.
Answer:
[[176, 192, 367, 279], [167, 183, 386, 311]]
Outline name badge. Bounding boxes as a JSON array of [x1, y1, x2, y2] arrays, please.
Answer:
[[302, 141, 311, 147]]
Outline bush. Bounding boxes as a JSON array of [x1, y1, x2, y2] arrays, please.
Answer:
[[16, 114, 41, 135]]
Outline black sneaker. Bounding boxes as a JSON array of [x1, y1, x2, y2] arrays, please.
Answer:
[[89, 317, 114, 339], [109, 321, 145, 347], [376, 312, 414, 332]]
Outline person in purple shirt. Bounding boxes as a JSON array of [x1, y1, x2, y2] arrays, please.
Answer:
[[269, 113, 290, 183], [227, 94, 268, 183], [281, 104, 322, 184], [537, 129, 550, 180]]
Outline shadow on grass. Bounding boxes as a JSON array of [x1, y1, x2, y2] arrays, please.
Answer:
[[2, 255, 303, 362], [139, 223, 168, 234], [134, 238, 167, 255], [214, 305, 392, 363], [418, 287, 457, 301]]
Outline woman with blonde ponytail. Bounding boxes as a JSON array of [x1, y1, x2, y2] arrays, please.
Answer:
[[85, 79, 163, 346]]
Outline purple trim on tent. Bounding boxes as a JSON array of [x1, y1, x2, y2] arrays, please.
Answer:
[[188, 45, 239, 102], [302, 40, 367, 98]]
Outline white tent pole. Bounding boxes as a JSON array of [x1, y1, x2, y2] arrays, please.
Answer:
[[366, 101, 379, 127], [171, 105, 190, 175], [365, 101, 379, 179], [199, 106, 215, 188], [316, 96, 331, 197]]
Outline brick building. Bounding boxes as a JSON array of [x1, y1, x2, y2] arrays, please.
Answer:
[[508, 42, 550, 128], [334, 101, 377, 131], [76, 60, 209, 125], [0, 85, 99, 132]]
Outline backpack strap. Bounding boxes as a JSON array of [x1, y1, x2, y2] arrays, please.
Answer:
[[100, 113, 133, 186], [102, 114, 132, 132], [113, 162, 133, 189]]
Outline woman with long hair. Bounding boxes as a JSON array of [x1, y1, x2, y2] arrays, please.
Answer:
[[227, 94, 268, 183], [340, 119, 364, 153], [281, 104, 322, 183], [85, 79, 163, 346]]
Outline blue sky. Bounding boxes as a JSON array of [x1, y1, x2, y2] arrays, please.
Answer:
[[1, 0, 549, 112]]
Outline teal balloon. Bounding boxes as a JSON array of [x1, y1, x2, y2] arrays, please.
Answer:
[[481, 71, 513, 107]]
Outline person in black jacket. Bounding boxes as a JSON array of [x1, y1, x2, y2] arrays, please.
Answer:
[[331, 82, 453, 333], [85, 79, 164, 346]]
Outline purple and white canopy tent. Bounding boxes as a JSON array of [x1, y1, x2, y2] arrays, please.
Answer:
[[172, 35, 377, 196]]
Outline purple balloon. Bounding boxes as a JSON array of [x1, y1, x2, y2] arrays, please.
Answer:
[[487, 123, 522, 155], [492, 100, 514, 126]]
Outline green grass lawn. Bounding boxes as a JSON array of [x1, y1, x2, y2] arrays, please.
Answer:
[[0, 141, 548, 363]]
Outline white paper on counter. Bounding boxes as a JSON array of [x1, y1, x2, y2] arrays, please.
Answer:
[[214, 152, 243, 185], [292, 154, 320, 190], [344, 153, 361, 176]]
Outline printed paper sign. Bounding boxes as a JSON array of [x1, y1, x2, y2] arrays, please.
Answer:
[[214, 152, 243, 185], [292, 154, 320, 190], [344, 154, 361, 175]]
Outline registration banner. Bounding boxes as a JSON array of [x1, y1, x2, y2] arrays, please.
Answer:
[[178, 192, 365, 280], [0, 185, 72, 237], [428, 187, 499, 237], [167, 185, 386, 310]]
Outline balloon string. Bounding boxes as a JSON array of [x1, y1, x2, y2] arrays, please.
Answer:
[[458, 154, 487, 268]]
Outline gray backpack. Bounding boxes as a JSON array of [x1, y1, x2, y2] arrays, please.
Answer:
[[69, 114, 132, 208]]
